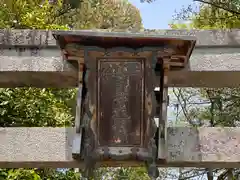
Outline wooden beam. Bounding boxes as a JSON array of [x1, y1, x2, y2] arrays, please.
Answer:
[[1, 127, 240, 168]]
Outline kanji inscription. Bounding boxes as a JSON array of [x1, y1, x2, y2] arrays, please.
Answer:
[[98, 59, 144, 146]]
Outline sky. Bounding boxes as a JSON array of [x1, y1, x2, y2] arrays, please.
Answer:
[[129, 0, 196, 29]]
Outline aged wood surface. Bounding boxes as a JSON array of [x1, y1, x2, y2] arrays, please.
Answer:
[[98, 60, 143, 146], [1, 127, 240, 168], [82, 49, 157, 164]]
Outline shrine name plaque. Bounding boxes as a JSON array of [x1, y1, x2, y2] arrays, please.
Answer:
[[98, 59, 144, 147]]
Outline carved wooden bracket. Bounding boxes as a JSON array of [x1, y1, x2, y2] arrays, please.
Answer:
[[52, 30, 196, 179]]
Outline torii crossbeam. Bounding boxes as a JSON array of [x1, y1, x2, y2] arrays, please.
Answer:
[[0, 29, 240, 88]]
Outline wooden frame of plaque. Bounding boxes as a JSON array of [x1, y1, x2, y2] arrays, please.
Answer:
[[53, 30, 196, 178]]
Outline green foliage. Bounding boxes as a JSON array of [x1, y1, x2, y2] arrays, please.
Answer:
[[86, 167, 156, 180], [0, 0, 70, 29], [0, 168, 81, 180], [171, 0, 240, 29], [0, 88, 75, 127], [4, 169, 41, 180], [0, 0, 143, 30], [64, 0, 82, 9], [192, 2, 240, 29], [65, 0, 143, 30], [168, 21, 194, 29], [114, 167, 151, 180]]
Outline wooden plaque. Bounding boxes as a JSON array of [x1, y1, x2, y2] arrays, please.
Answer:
[[82, 48, 157, 161], [98, 59, 144, 147]]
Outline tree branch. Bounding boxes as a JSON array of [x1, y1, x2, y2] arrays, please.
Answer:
[[193, 0, 240, 15], [172, 14, 237, 21], [48, 5, 73, 25], [173, 88, 192, 123], [206, 90, 215, 127], [217, 169, 228, 180]]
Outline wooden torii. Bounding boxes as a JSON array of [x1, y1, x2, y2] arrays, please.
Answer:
[[0, 29, 240, 178]]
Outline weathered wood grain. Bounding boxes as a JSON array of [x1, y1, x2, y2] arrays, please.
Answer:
[[1, 127, 240, 168]]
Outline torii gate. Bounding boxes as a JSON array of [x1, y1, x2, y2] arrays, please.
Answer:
[[0, 29, 240, 178]]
